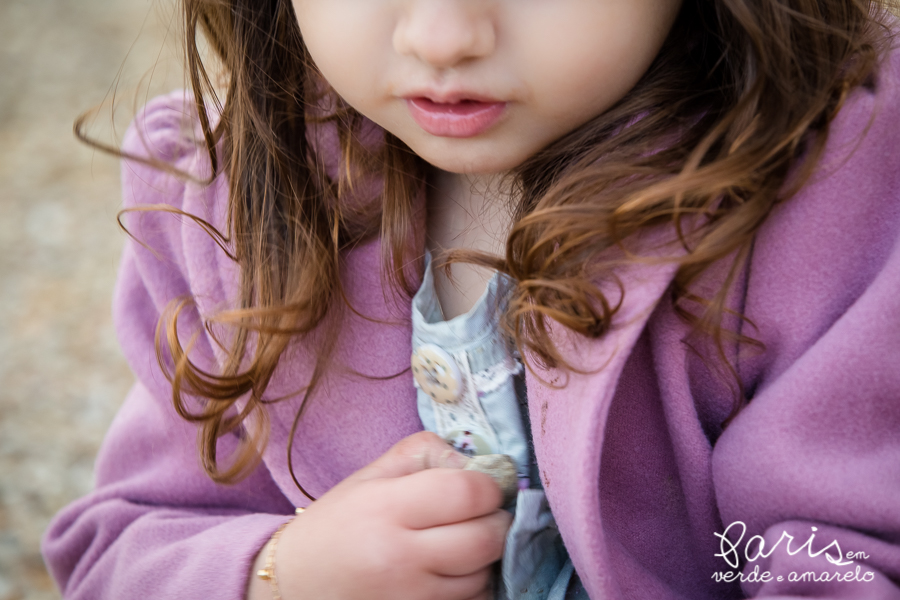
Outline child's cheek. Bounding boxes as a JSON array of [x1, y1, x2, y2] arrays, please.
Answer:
[[292, 1, 391, 107]]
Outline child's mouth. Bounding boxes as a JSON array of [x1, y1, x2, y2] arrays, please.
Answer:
[[406, 97, 507, 138]]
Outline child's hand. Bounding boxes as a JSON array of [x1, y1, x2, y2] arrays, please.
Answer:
[[270, 432, 512, 600]]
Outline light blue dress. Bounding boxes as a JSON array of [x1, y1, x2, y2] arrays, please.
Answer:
[[411, 254, 587, 600]]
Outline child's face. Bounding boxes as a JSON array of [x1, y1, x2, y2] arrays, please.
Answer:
[[293, 0, 681, 176]]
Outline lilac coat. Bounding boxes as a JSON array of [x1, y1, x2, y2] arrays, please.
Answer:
[[43, 45, 900, 599]]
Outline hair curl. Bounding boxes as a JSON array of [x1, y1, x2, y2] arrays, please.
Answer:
[[86, 0, 897, 494]]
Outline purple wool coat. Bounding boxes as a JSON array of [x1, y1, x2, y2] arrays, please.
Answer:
[[43, 45, 900, 600]]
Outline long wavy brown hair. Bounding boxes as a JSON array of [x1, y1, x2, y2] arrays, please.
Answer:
[[95, 0, 896, 492]]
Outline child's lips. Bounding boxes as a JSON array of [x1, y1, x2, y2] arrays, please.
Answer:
[[405, 97, 507, 138]]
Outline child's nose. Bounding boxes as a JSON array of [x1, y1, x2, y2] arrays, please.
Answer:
[[393, 0, 496, 70]]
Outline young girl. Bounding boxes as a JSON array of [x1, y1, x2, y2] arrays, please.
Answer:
[[42, 0, 900, 598]]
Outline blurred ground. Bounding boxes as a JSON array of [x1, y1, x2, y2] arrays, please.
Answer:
[[0, 1, 183, 598]]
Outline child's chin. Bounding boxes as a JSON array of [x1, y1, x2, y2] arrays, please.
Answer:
[[417, 148, 526, 177]]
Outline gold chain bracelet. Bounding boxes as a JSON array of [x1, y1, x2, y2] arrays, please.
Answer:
[[257, 507, 305, 600]]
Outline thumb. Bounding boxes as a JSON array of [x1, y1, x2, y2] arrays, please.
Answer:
[[353, 431, 469, 481]]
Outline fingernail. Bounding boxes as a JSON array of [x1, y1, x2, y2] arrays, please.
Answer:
[[439, 448, 470, 469]]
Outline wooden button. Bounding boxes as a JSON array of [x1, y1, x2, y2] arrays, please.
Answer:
[[411, 344, 462, 404]]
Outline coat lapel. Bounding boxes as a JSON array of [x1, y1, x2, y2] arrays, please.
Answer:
[[527, 238, 681, 599]]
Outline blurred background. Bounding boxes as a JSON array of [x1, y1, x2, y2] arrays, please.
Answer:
[[0, 1, 183, 597]]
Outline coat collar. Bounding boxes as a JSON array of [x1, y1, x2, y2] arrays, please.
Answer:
[[525, 250, 680, 599]]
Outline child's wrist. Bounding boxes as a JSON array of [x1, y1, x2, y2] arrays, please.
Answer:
[[256, 521, 291, 599], [248, 510, 304, 600], [247, 537, 275, 600]]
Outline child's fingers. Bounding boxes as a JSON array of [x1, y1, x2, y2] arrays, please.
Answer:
[[390, 468, 504, 529], [352, 431, 469, 481], [459, 590, 493, 600], [415, 510, 512, 576], [430, 568, 493, 600]]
